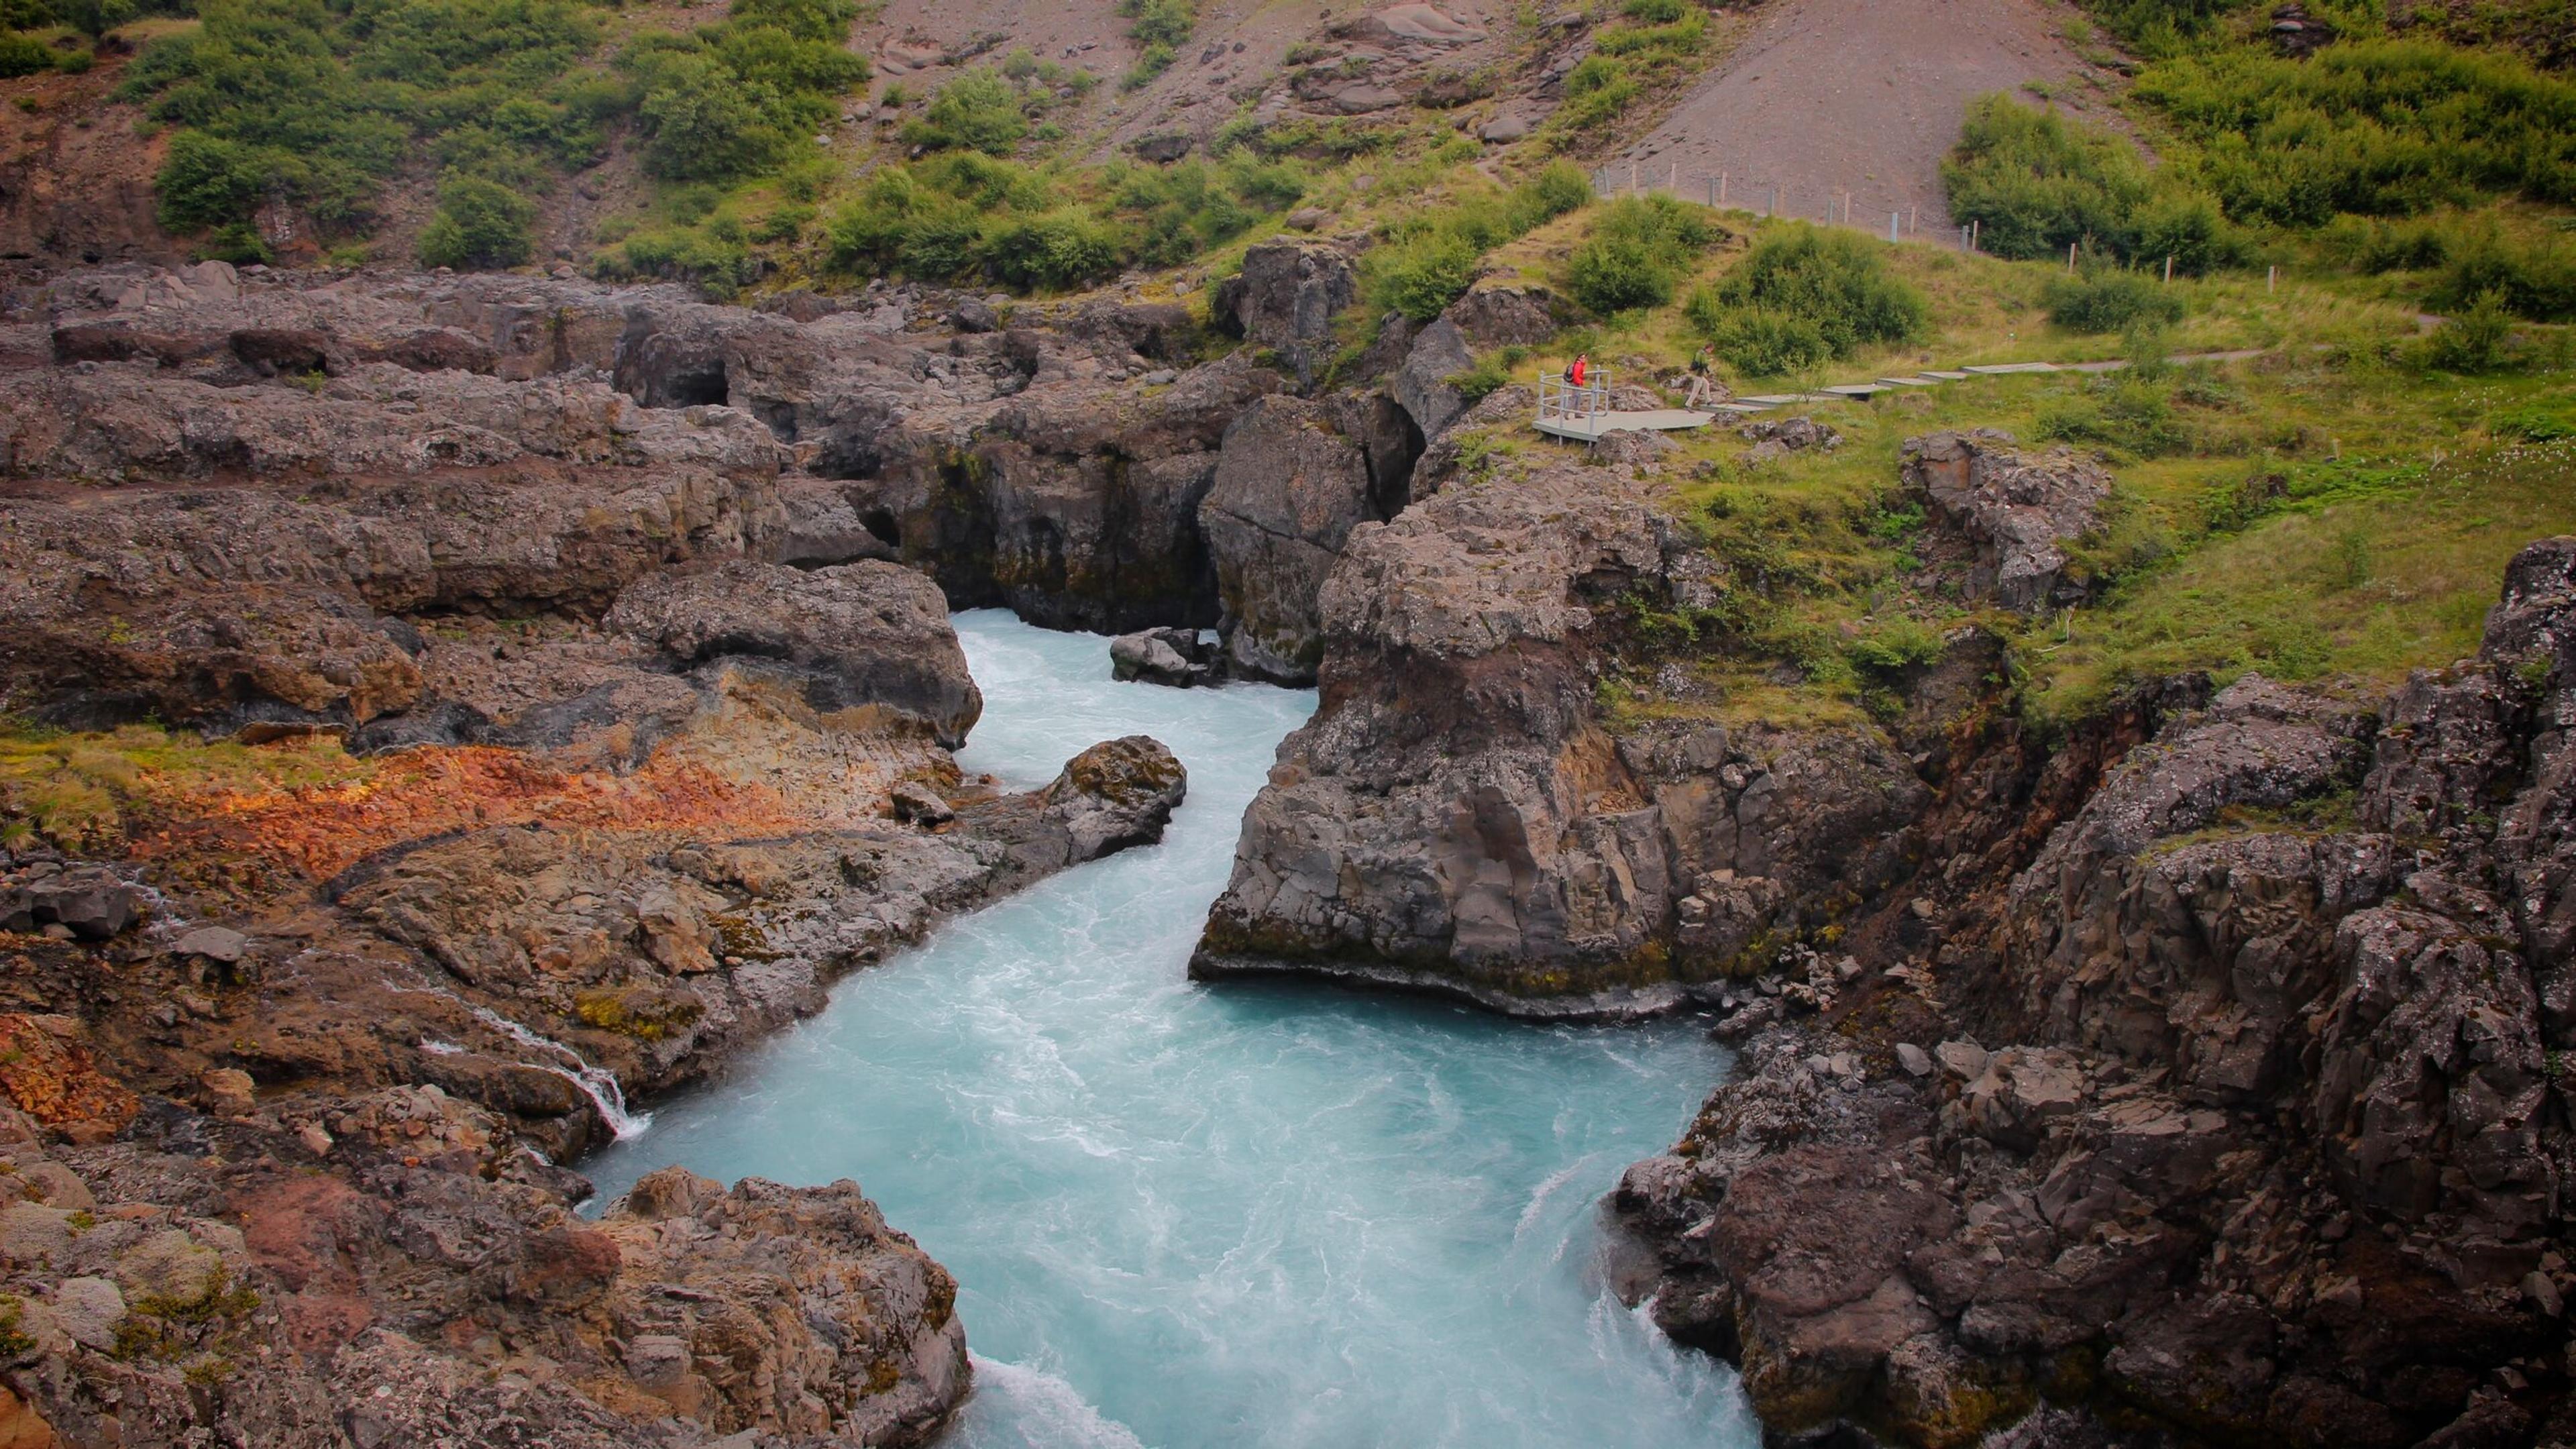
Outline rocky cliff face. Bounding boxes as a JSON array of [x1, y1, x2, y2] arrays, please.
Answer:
[[1193, 436, 1926, 1015], [1608, 540, 2576, 1449], [0, 261, 1210, 1446], [1189, 384, 2573, 1440]]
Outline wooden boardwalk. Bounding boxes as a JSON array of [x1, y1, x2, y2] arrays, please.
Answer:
[[1530, 350, 2265, 441]]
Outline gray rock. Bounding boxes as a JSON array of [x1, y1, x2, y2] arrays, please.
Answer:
[[52, 1276, 125, 1352], [606, 559, 982, 748], [1210, 242, 1358, 391], [1391, 316, 1474, 443], [1902, 429, 2110, 613], [1479, 114, 1531, 143], [1200, 394, 1383, 683], [1110, 628, 1224, 688], [173, 926, 250, 963], [1894, 1042, 1933, 1077]]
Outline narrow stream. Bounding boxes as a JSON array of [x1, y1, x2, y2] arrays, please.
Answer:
[[580, 610, 1758, 1449]]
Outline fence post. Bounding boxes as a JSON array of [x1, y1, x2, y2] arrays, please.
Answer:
[[2267, 264, 2277, 294], [1707, 176, 1715, 206], [1889, 211, 1899, 243], [2164, 254, 2174, 284], [1629, 160, 1640, 196], [1909, 205, 1917, 233], [2068, 240, 2078, 272], [1970, 219, 1979, 251], [1719, 172, 1727, 205], [1670, 160, 1678, 193], [1960, 224, 1969, 251]]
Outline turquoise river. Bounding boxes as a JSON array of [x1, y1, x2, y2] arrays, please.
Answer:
[[580, 609, 1759, 1449]]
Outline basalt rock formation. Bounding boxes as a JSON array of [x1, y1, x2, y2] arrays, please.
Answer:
[[1193, 439, 1925, 1015], [1191, 388, 2573, 1439], [0, 260, 1209, 1446], [1607, 541, 2576, 1448]]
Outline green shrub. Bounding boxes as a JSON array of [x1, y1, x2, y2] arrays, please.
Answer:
[[1556, 54, 1640, 127], [2316, 214, 2454, 272], [985, 209, 1123, 290], [0, 25, 54, 74], [908, 68, 1029, 154], [1564, 195, 1715, 314], [1120, 0, 1193, 48], [2137, 40, 2576, 224], [1366, 231, 1482, 321], [1513, 161, 1594, 226], [2429, 229, 2576, 321], [2418, 290, 2520, 372], [724, 0, 858, 42], [155, 130, 283, 233], [1846, 617, 1945, 676], [2043, 268, 2186, 332], [1623, 0, 1686, 18], [417, 173, 535, 269], [0, 0, 52, 28], [1693, 305, 1833, 376], [634, 50, 790, 182], [1699, 224, 1926, 360]]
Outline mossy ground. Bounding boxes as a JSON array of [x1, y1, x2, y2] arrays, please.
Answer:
[[1448, 204, 2576, 733]]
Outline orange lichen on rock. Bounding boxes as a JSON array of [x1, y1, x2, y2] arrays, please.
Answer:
[[0, 1014, 140, 1143], [135, 746, 815, 883]]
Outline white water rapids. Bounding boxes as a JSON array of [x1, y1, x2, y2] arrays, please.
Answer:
[[578, 609, 1760, 1449]]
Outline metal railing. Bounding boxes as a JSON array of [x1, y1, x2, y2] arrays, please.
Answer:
[[1588, 164, 1968, 250], [1536, 369, 1611, 429]]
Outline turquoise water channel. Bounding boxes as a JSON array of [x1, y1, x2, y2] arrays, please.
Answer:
[[580, 610, 1757, 1449]]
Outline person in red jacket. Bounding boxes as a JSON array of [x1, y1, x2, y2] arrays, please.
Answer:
[[1568, 353, 1589, 388]]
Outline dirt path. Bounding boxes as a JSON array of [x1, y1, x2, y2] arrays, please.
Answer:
[[1615, 0, 2130, 234]]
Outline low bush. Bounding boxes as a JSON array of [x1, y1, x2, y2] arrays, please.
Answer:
[[1690, 306, 1833, 376], [0, 30, 53, 75], [2417, 290, 2522, 372], [2043, 268, 2186, 332], [906, 68, 1029, 155], [1943, 95, 2250, 273], [2137, 40, 2576, 224], [417, 173, 535, 270], [2428, 227, 2576, 321], [1691, 224, 1926, 371], [1564, 194, 1718, 314]]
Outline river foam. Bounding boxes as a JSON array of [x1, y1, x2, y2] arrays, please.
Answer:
[[580, 610, 1759, 1449]]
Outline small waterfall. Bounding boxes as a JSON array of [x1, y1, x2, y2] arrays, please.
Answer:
[[396, 987, 652, 1140], [461, 1003, 654, 1140]]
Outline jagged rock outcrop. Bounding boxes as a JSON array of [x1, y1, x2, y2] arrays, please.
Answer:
[[1210, 239, 1358, 390], [1199, 392, 1392, 682], [0, 1091, 969, 1448], [0, 261, 1220, 1449], [1193, 447, 1923, 1014], [858, 347, 1285, 634], [1609, 537, 2576, 1449], [1900, 430, 2110, 614], [606, 559, 983, 747]]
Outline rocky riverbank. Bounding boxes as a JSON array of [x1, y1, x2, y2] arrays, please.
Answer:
[[1180, 378, 2570, 1441], [0, 258, 1222, 1445]]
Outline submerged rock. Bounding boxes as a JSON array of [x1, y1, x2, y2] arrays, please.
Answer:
[[1110, 627, 1226, 687]]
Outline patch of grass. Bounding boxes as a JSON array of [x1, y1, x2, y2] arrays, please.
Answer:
[[1357, 162, 1592, 321], [0, 721, 370, 854], [2015, 437, 2576, 725]]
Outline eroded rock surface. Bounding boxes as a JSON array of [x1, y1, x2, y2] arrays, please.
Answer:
[[1901, 429, 2110, 614], [0, 262, 1211, 1448], [1609, 538, 2576, 1448], [1193, 445, 1922, 1014]]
